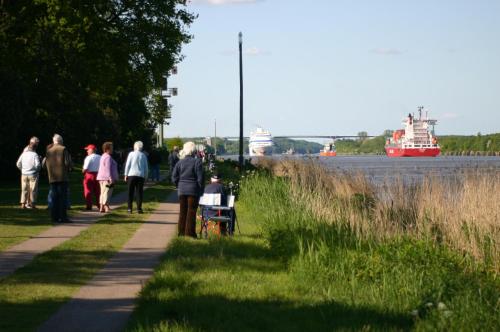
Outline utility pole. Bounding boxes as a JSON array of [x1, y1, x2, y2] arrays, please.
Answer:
[[238, 32, 244, 169], [214, 118, 217, 157]]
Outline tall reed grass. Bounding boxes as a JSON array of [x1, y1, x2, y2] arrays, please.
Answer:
[[250, 158, 499, 273]]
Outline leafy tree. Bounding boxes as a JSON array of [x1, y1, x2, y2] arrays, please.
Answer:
[[357, 131, 368, 141], [383, 129, 394, 137], [0, 0, 195, 177], [147, 90, 172, 128], [166, 137, 184, 152], [272, 138, 322, 154]]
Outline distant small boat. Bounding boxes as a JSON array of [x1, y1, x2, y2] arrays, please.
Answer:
[[249, 127, 273, 157], [320, 142, 336, 157], [385, 107, 441, 157]]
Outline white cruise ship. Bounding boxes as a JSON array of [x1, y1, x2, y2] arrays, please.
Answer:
[[249, 127, 273, 157]]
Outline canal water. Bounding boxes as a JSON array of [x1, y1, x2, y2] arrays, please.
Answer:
[[226, 155, 500, 184], [288, 155, 500, 184]]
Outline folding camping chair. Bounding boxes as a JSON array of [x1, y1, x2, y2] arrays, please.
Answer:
[[198, 193, 236, 238]]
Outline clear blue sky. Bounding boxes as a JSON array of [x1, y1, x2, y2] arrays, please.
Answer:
[[166, 0, 500, 138]]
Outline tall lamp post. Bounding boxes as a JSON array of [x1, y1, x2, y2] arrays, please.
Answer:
[[238, 32, 244, 169]]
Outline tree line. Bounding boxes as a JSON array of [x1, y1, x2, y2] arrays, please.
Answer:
[[172, 133, 500, 156], [168, 137, 324, 155], [0, 1, 195, 178]]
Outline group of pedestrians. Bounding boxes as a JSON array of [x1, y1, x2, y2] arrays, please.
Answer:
[[170, 141, 231, 238], [17, 136, 229, 238], [83, 141, 119, 214], [16, 134, 153, 223]]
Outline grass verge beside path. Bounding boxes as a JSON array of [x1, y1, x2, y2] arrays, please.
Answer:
[[0, 207, 53, 252], [126, 208, 411, 332], [0, 184, 171, 331], [0, 170, 128, 252], [127, 163, 499, 332]]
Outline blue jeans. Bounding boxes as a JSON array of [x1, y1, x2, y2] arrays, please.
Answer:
[[48, 186, 71, 209], [150, 164, 160, 181], [50, 182, 68, 222]]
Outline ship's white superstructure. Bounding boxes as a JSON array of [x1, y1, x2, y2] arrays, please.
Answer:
[[249, 127, 273, 157]]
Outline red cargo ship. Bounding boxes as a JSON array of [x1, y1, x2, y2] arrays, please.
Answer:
[[385, 107, 441, 157], [320, 142, 337, 156]]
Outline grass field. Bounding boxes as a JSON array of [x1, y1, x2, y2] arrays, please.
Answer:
[[0, 184, 171, 331], [126, 160, 499, 331], [0, 169, 127, 252], [126, 213, 414, 332]]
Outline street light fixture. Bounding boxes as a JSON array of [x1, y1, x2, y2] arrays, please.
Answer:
[[158, 67, 178, 147], [161, 88, 178, 97]]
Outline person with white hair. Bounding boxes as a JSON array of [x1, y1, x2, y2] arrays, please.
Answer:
[[172, 141, 204, 237], [97, 141, 118, 213], [124, 141, 149, 214], [22, 136, 40, 152], [44, 134, 73, 222], [16, 137, 41, 209]]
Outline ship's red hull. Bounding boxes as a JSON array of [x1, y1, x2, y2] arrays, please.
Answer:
[[385, 147, 440, 157], [320, 151, 337, 157]]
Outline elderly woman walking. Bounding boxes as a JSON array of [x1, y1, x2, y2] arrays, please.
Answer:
[[172, 142, 204, 238], [82, 144, 101, 211], [124, 141, 149, 214], [96, 142, 118, 213]]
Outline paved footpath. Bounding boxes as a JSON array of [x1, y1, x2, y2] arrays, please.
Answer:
[[0, 182, 157, 279], [38, 191, 179, 332]]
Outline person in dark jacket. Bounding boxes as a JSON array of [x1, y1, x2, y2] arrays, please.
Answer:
[[172, 142, 204, 238], [168, 146, 180, 176], [203, 174, 227, 210], [44, 134, 73, 223], [148, 148, 162, 182], [203, 173, 232, 235]]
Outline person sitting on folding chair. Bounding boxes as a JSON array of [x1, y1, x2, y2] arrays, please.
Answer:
[[199, 173, 238, 237], [203, 174, 228, 233]]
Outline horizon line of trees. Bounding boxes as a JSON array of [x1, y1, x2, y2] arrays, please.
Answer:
[[0, 1, 195, 178], [166, 132, 500, 156]]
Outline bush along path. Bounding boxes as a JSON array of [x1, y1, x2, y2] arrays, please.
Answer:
[[0, 184, 174, 331], [0, 180, 158, 279]]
